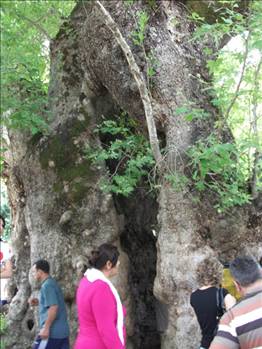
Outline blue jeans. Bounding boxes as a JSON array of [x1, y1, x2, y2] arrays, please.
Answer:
[[32, 336, 69, 349]]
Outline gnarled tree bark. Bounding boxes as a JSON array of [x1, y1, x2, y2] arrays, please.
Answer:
[[3, 1, 261, 349]]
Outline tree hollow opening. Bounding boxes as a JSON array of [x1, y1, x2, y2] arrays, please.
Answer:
[[115, 189, 162, 349]]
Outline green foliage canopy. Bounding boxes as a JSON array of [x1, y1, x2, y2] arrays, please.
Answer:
[[178, 0, 262, 211], [0, 0, 75, 134]]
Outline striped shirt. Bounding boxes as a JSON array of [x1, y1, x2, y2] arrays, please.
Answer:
[[210, 288, 262, 349]]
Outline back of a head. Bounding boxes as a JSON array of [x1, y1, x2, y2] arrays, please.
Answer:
[[196, 257, 223, 287], [34, 259, 50, 274], [89, 243, 119, 270], [230, 256, 261, 287]]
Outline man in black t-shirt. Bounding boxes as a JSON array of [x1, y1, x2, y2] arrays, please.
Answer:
[[190, 257, 236, 349]]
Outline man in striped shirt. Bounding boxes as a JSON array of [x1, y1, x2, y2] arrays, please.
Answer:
[[210, 256, 262, 349]]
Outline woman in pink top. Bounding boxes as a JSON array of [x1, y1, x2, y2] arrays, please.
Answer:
[[74, 243, 126, 349]]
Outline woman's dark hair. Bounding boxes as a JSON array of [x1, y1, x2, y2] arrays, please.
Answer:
[[89, 243, 119, 270]]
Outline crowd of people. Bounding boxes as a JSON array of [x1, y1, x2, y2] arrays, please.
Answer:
[[29, 244, 125, 349], [1, 212, 262, 349], [190, 257, 236, 349], [191, 256, 262, 349], [210, 256, 262, 349]]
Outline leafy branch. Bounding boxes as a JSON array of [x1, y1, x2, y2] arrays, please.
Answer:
[[12, 11, 52, 41], [0, 1, 75, 134], [187, 135, 251, 212], [85, 115, 155, 196], [224, 30, 251, 120]]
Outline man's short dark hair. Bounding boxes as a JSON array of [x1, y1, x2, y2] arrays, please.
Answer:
[[0, 214, 6, 228], [230, 256, 261, 287], [34, 259, 50, 274]]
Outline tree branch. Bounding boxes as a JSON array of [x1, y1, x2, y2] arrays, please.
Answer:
[[14, 11, 52, 41], [93, 1, 162, 165], [224, 30, 250, 120], [250, 57, 262, 199]]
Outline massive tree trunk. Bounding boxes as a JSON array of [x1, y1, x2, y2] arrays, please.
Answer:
[[3, 1, 261, 349]]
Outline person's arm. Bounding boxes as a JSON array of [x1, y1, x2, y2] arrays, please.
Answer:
[[40, 281, 59, 339], [210, 311, 239, 349], [0, 259, 12, 278], [39, 305, 58, 339], [92, 283, 125, 349], [224, 293, 236, 310], [210, 329, 239, 349]]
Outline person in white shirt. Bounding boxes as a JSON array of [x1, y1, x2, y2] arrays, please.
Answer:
[[0, 214, 13, 305]]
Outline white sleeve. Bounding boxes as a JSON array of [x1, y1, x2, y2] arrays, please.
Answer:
[[1, 242, 12, 261]]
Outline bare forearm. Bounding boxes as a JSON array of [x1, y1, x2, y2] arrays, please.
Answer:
[[44, 305, 58, 330]]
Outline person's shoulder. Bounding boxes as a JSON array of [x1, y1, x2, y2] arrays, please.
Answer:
[[190, 288, 202, 296], [191, 286, 215, 295], [190, 289, 197, 297], [91, 280, 114, 299], [221, 287, 229, 295], [80, 276, 113, 295], [220, 297, 246, 324], [92, 281, 115, 303], [219, 305, 235, 325], [1, 241, 12, 255], [42, 276, 57, 289], [93, 279, 111, 291], [191, 287, 203, 294], [190, 288, 201, 302]]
